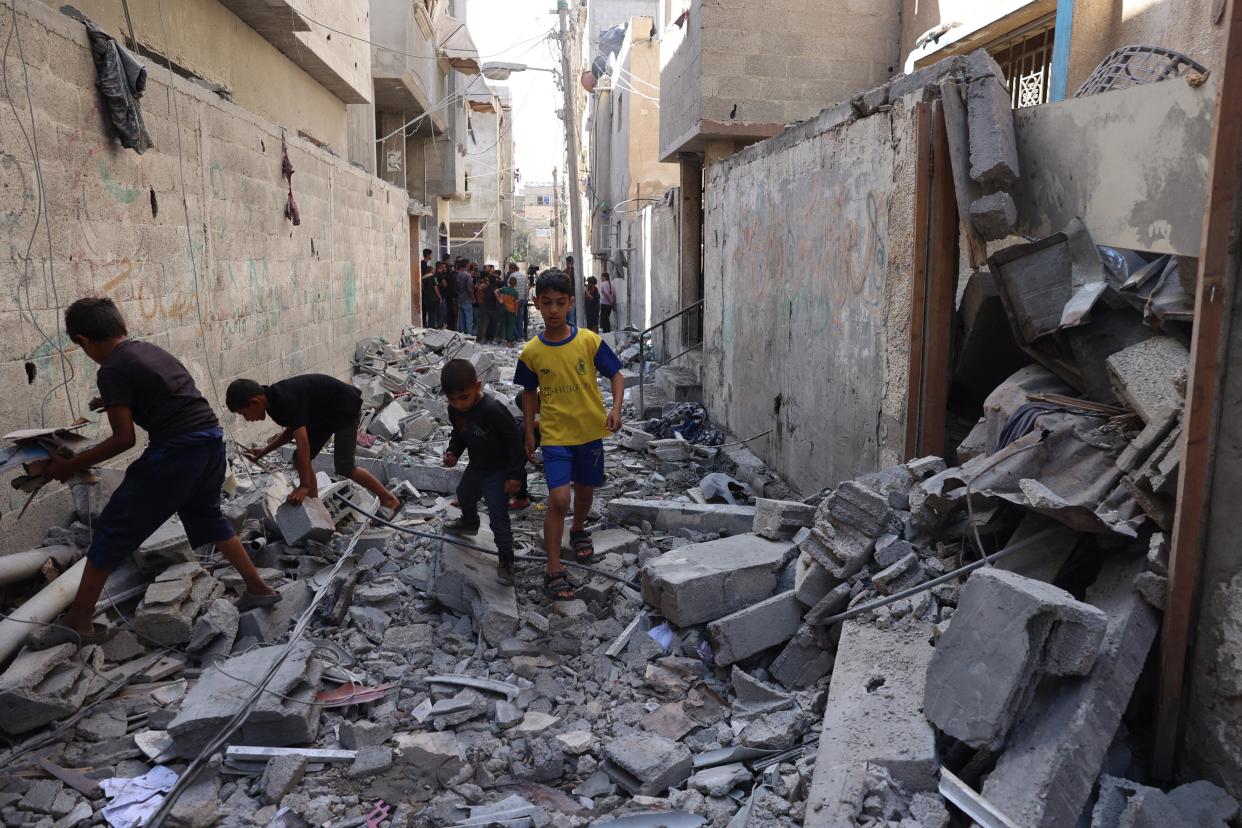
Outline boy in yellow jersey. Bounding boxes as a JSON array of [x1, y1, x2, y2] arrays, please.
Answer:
[[515, 270, 625, 601]]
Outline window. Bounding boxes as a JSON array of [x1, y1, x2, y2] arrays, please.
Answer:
[[987, 16, 1056, 108], [464, 172, 470, 193]]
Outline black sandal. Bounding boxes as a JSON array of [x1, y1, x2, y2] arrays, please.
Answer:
[[445, 518, 480, 535], [569, 529, 594, 564], [543, 570, 575, 602], [496, 551, 515, 586]]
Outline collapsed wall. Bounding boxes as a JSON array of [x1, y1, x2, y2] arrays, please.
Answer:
[[0, 2, 410, 536], [701, 91, 921, 493]]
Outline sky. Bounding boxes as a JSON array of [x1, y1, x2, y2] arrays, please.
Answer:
[[466, 0, 566, 192]]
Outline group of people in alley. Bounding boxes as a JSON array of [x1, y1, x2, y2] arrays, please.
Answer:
[[32, 265, 623, 645], [418, 248, 620, 340]]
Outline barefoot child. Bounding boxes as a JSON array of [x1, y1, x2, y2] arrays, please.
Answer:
[[515, 270, 624, 602], [225, 375, 401, 518], [439, 360, 526, 584], [36, 298, 280, 646]]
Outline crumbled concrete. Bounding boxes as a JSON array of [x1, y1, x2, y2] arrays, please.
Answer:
[[368, 400, 408, 440], [396, 732, 465, 785], [641, 533, 797, 626], [602, 733, 693, 796], [752, 498, 816, 540], [607, 498, 757, 536], [275, 498, 336, 545], [238, 580, 313, 644], [707, 590, 803, 666], [132, 516, 194, 573], [134, 562, 225, 647], [925, 567, 1107, 750], [872, 552, 926, 595], [432, 528, 519, 645], [971, 190, 1017, 240], [1091, 775, 1186, 827], [185, 597, 239, 663], [1166, 779, 1239, 827], [0, 645, 104, 735], [793, 551, 835, 608], [805, 619, 937, 826], [981, 555, 1159, 828], [339, 720, 393, 750], [385, 463, 464, 494], [1106, 337, 1189, 424], [799, 525, 870, 581], [261, 754, 307, 806], [168, 641, 323, 757]]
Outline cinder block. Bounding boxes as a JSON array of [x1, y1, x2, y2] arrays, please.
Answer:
[[707, 590, 803, 666], [275, 498, 336, 545]]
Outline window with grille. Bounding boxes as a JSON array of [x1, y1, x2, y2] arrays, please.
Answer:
[[986, 16, 1056, 108]]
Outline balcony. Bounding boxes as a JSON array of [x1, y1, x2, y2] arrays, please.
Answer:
[[370, 0, 446, 133]]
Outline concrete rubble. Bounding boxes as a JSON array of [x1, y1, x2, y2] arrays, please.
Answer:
[[0, 234, 1216, 828]]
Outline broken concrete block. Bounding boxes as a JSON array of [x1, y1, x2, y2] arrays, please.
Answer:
[[980, 555, 1159, 828], [804, 582, 852, 625], [925, 568, 1107, 750], [641, 533, 797, 626], [186, 597, 239, 663], [607, 498, 756, 536], [134, 562, 225, 647], [467, 349, 499, 383], [996, 513, 1080, 584], [731, 666, 794, 715], [799, 525, 870, 581], [690, 763, 752, 797], [275, 498, 336, 546], [602, 733, 692, 796], [707, 590, 802, 666], [402, 413, 437, 442], [1090, 775, 1185, 828], [646, 439, 692, 462], [168, 641, 323, 757], [368, 400, 408, 440], [1106, 337, 1189, 423], [966, 72, 1019, 191], [386, 463, 464, 494], [619, 426, 654, 451], [872, 552, 926, 595], [421, 328, 462, 353], [971, 191, 1017, 240], [432, 527, 519, 645], [261, 754, 307, 806], [824, 481, 895, 536], [752, 498, 816, 540], [395, 731, 465, 785], [769, 624, 835, 691], [804, 619, 938, 825], [339, 720, 393, 750], [1134, 571, 1167, 610], [794, 551, 835, 608], [238, 580, 313, 644], [0, 644, 104, 735], [1116, 405, 1179, 472], [1167, 779, 1239, 827], [132, 516, 194, 573]]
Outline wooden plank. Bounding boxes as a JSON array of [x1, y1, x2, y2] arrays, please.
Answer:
[[1154, 0, 1242, 780], [35, 759, 102, 799], [905, 103, 933, 459], [920, 100, 960, 458]]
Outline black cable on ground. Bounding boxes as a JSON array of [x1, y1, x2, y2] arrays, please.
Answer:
[[340, 499, 640, 587]]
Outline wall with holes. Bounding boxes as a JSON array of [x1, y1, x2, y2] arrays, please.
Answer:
[[701, 89, 923, 495], [0, 1, 410, 542]]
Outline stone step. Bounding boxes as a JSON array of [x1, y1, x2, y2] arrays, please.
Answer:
[[655, 366, 703, 404]]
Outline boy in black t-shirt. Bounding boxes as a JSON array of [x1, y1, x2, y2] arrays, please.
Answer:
[[440, 359, 525, 584], [35, 298, 279, 647], [226, 374, 401, 518]]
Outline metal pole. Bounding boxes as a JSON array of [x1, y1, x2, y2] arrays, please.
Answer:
[[557, 0, 586, 317]]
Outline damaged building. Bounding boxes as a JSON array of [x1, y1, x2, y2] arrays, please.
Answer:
[[0, 0, 1240, 826]]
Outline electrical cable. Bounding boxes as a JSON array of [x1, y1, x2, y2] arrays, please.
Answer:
[[812, 525, 1061, 628], [613, 62, 658, 91], [297, 12, 555, 65]]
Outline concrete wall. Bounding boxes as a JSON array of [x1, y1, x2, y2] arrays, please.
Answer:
[[628, 195, 680, 343], [701, 95, 921, 494], [41, 0, 369, 154], [455, 97, 504, 263], [0, 1, 410, 543], [660, 0, 902, 160]]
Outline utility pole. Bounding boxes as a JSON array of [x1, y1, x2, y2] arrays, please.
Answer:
[[552, 167, 562, 265], [556, 0, 586, 315]]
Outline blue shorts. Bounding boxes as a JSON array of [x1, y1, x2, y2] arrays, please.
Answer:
[[87, 428, 236, 571], [542, 440, 605, 489]]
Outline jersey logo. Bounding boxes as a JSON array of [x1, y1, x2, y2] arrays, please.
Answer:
[[576, 357, 587, 376], [539, 367, 551, 375]]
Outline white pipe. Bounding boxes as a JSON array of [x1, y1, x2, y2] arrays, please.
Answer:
[[0, 557, 86, 664], [0, 545, 82, 587]]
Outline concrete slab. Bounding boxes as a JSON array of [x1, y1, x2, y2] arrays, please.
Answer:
[[925, 568, 1106, 750], [0, 644, 105, 735], [606, 498, 756, 536], [804, 619, 938, 826], [1106, 337, 1189, 424], [387, 463, 464, 494], [432, 527, 519, 645], [602, 733, 692, 796], [641, 533, 797, 627], [980, 554, 1159, 828], [752, 498, 816, 540], [275, 498, 336, 546], [769, 624, 835, 690], [707, 590, 802, 666], [131, 517, 194, 573]]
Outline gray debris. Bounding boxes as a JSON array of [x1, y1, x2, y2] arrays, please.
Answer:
[[134, 562, 224, 646], [275, 498, 336, 545], [261, 754, 307, 806], [602, 733, 693, 796], [752, 498, 816, 540], [0, 645, 104, 735], [707, 589, 802, 666]]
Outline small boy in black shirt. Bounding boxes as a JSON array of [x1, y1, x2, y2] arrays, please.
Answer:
[[37, 298, 280, 646], [225, 374, 401, 518], [441, 359, 525, 584]]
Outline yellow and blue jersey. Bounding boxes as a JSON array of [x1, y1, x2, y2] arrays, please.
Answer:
[[514, 327, 622, 447]]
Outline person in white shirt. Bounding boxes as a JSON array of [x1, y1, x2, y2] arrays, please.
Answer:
[[599, 271, 617, 333]]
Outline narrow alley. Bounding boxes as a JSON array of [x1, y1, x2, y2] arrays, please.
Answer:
[[2, 0, 1242, 826]]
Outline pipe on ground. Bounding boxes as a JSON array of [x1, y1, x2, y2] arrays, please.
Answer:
[[0, 557, 86, 664], [0, 545, 82, 588]]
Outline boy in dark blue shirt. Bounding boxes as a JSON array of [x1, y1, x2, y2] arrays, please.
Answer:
[[37, 298, 279, 646], [440, 359, 526, 584]]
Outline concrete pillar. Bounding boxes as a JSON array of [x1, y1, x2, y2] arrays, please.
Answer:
[[379, 111, 406, 189], [346, 102, 376, 176], [678, 154, 703, 345]]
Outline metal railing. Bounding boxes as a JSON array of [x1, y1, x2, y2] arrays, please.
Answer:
[[637, 299, 704, 417]]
